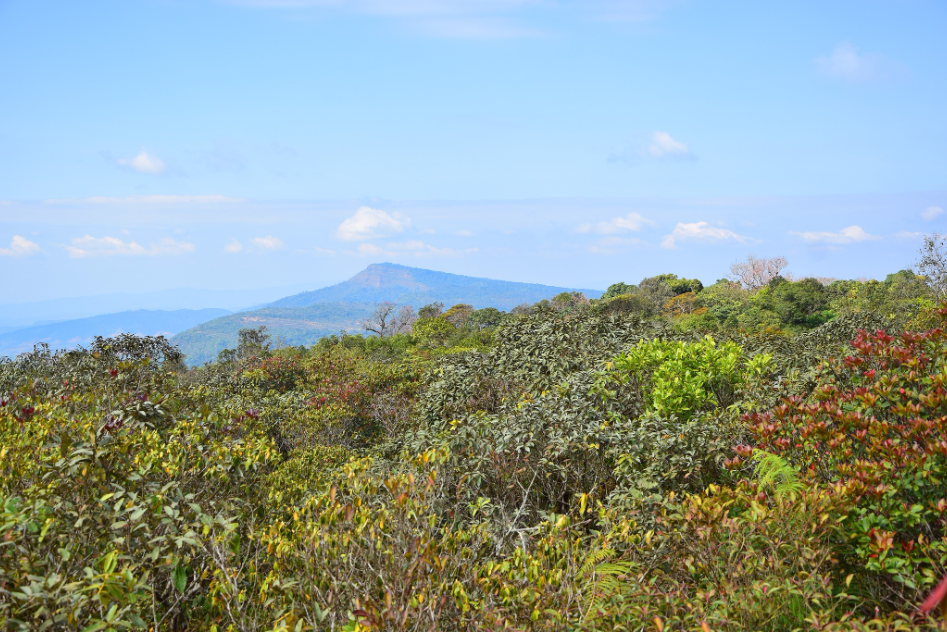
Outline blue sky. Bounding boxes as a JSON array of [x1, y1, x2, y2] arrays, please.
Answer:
[[1, 0, 945, 302]]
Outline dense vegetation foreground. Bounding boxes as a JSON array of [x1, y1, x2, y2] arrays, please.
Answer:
[[4, 270, 947, 630]]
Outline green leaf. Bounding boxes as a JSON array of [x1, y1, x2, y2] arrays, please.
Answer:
[[172, 564, 187, 594]]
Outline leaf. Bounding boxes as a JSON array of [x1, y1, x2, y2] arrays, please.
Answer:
[[172, 564, 187, 594]]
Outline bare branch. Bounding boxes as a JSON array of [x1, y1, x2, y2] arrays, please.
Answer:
[[729, 254, 789, 291]]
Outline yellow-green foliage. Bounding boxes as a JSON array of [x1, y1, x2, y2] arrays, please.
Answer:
[[3, 303, 947, 631], [598, 335, 752, 420]]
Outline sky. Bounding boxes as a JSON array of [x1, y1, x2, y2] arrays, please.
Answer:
[[1, 0, 945, 303]]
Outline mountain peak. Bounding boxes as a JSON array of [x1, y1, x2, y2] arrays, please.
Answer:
[[266, 264, 600, 310], [350, 263, 428, 290]]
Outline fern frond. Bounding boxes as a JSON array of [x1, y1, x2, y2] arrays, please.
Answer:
[[578, 547, 615, 577], [579, 548, 635, 622], [753, 450, 805, 498]]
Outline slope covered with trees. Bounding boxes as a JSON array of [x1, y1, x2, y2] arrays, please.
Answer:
[[3, 252, 947, 630], [0, 309, 230, 359], [171, 263, 600, 365]]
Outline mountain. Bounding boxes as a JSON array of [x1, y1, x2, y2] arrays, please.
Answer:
[[0, 284, 318, 331], [267, 263, 600, 310], [173, 263, 601, 365], [170, 303, 374, 366], [0, 309, 230, 359]]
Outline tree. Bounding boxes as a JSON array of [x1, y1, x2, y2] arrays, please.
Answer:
[[418, 302, 445, 320], [469, 307, 504, 331], [550, 292, 590, 313], [237, 326, 270, 360], [729, 254, 789, 291], [767, 277, 831, 328], [601, 282, 634, 300], [443, 303, 474, 328], [917, 233, 947, 299], [362, 302, 416, 337], [638, 275, 675, 310]]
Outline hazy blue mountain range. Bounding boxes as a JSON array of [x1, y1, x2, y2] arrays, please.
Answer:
[[0, 283, 318, 330], [0, 309, 230, 359], [170, 303, 375, 366], [173, 263, 601, 365], [266, 263, 600, 309]]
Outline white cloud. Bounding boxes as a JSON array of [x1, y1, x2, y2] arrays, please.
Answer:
[[816, 43, 897, 83], [252, 235, 284, 250], [336, 207, 410, 241], [790, 225, 879, 245], [588, 236, 648, 254], [455, 230, 476, 237], [224, 239, 244, 253], [577, 212, 656, 234], [354, 239, 476, 257], [647, 131, 692, 159], [295, 246, 336, 256], [590, 0, 681, 22], [45, 195, 241, 205], [357, 243, 386, 256], [117, 150, 166, 175], [225, 1, 679, 38], [922, 206, 944, 221], [661, 221, 750, 249], [66, 235, 195, 258], [0, 235, 40, 257], [228, 0, 542, 38], [388, 240, 427, 251]]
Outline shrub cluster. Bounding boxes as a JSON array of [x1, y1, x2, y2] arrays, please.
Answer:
[[2, 298, 947, 630]]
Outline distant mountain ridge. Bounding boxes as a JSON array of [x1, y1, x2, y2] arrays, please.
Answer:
[[267, 263, 600, 310], [0, 283, 318, 330], [0, 309, 231, 358], [173, 263, 601, 365]]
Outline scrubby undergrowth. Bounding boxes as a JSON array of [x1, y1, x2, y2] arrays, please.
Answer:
[[2, 296, 947, 630]]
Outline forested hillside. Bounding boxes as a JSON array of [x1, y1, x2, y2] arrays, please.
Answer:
[[0, 308, 230, 358], [265, 263, 600, 309], [3, 253, 947, 630], [172, 263, 599, 365]]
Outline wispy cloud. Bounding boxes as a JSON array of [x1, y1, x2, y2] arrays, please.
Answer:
[[227, 0, 543, 38], [661, 221, 749, 249], [336, 207, 410, 241], [577, 211, 656, 234], [224, 239, 244, 253], [588, 0, 681, 21], [816, 43, 901, 83], [609, 131, 694, 164], [66, 235, 195, 258], [252, 235, 284, 250], [588, 236, 649, 255], [117, 150, 166, 175], [295, 246, 336, 256], [789, 225, 879, 244], [355, 239, 476, 257], [922, 206, 944, 221], [0, 235, 41, 257], [647, 131, 693, 158], [45, 195, 242, 205]]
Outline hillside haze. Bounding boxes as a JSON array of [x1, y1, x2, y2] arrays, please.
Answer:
[[173, 263, 601, 364], [0, 309, 230, 358], [266, 263, 600, 310], [0, 283, 317, 331]]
